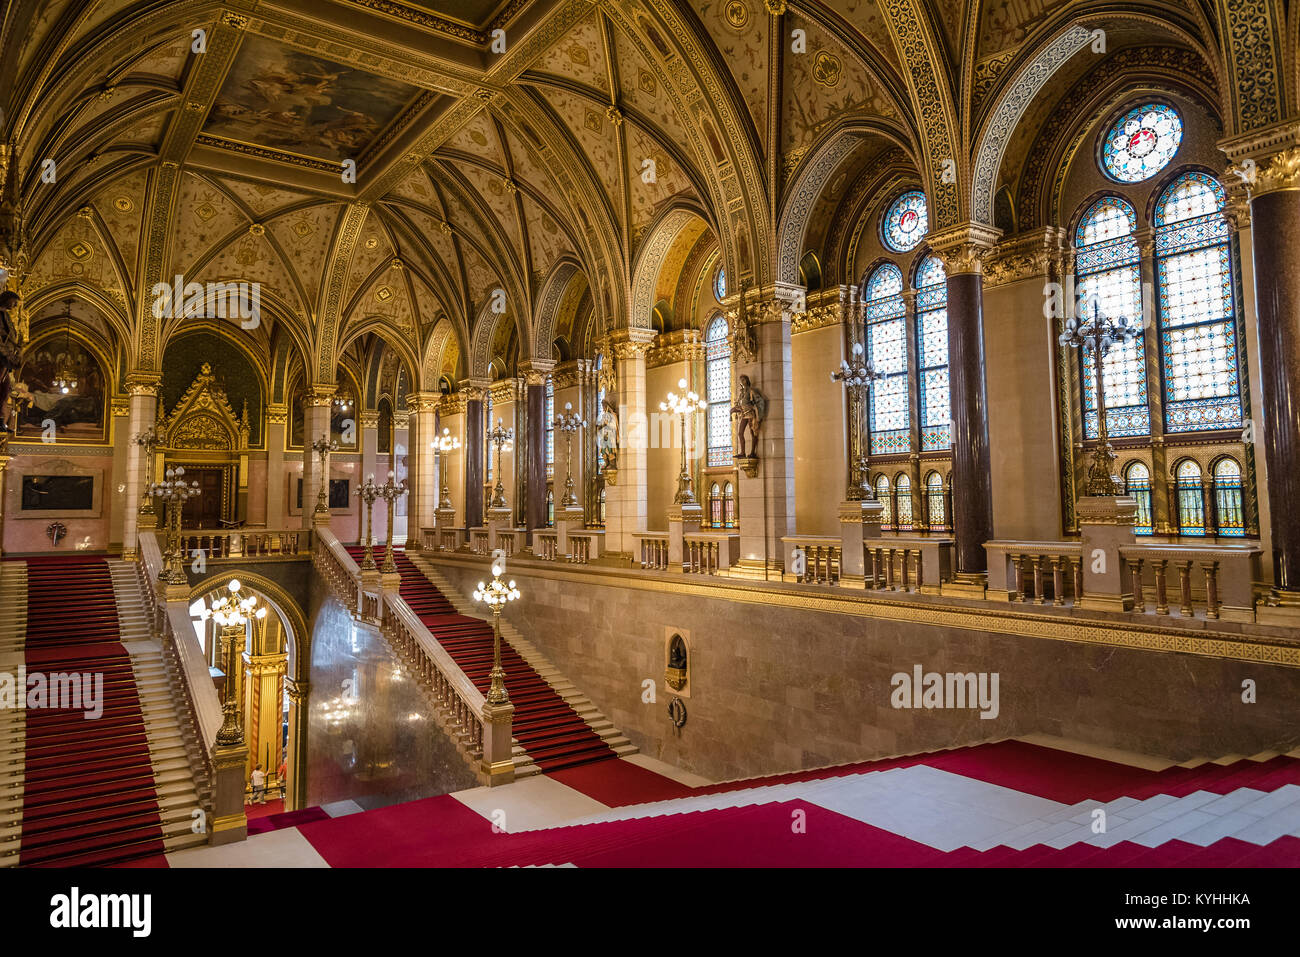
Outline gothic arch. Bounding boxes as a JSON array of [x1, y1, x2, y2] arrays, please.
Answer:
[[533, 258, 582, 362], [630, 202, 712, 331]]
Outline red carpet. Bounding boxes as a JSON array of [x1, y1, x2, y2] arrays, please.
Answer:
[[247, 806, 330, 835], [346, 546, 615, 771], [18, 556, 166, 867], [549, 758, 695, 807]]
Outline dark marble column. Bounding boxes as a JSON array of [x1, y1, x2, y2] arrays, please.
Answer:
[[464, 394, 484, 529], [526, 382, 547, 539], [946, 271, 995, 574], [1249, 179, 1300, 594]]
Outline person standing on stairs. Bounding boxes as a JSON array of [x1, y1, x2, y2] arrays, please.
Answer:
[[250, 765, 266, 805]]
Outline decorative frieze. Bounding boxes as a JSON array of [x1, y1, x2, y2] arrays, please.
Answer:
[[983, 227, 1068, 288]]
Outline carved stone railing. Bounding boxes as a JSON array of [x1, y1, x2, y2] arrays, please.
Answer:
[[1119, 542, 1261, 622], [682, 531, 739, 574], [782, 535, 841, 585], [137, 532, 241, 842], [634, 532, 670, 570], [567, 529, 604, 565], [312, 528, 513, 785], [469, 527, 490, 555], [865, 536, 955, 594], [985, 541, 1084, 605], [535, 530, 559, 561], [179, 528, 311, 561]]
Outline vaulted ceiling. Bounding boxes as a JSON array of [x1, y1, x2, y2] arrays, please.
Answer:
[[0, 0, 1291, 388]]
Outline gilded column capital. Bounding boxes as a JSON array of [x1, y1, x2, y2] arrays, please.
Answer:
[[406, 391, 441, 413], [1219, 120, 1300, 197], [359, 410, 380, 429], [927, 223, 1002, 276], [609, 327, 656, 360], [518, 358, 555, 385], [267, 404, 289, 426], [983, 226, 1068, 287], [303, 386, 336, 408], [458, 378, 491, 401], [124, 371, 162, 396]]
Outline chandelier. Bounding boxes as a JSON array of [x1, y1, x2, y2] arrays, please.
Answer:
[[52, 298, 79, 394]]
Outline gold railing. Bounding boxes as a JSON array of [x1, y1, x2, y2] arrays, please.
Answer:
[[682, 532, 739, 574], [179, 528, 310, 561]]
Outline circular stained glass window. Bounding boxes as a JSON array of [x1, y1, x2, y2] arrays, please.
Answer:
[[882, 190, 928, 252], [714, 266, 726, 301], [1101, 104, 1183, 183]]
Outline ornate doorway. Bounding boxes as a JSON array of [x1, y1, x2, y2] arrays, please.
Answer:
[[159, 363, 250, 528]]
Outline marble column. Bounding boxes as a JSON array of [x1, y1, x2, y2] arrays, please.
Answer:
[[284, 678, 309, 812], [108, 396, 130, 552], [729, 287, 799, 577], [360, 410, 381, 541], [405, 393, 438, 547], [462, 382, 487, 530], [392, 408, 410, 545], [122, 372, 161, 559], [265, 406, 288, 528], [521, 362, 553, 539], [605, 328, 655, 557], [931, 224, 1000, 585], [1230, 139, 1300, 603], [301, 389, 333, 530]]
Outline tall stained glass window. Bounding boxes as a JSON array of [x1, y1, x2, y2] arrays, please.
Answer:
[[714, 267, 726, 302], [864, 263, 911, 454], [875, 475, 893, 529], [1075, 196, 1150, 438], [1101, 104, 1183, 183], [1175, 459, 1206, 536], [915, 255, 950, 451], [882, 190, 928, 252], [1155, 172, 1242, 433], [1213, 458, 1244, 537], [1125, 461, 1153, 535], [545, 378, 554, 472], [705, 314, 732, 467]]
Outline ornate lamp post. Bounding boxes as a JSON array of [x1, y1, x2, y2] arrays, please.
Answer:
[[353, 474, 382, 570], [660, 378, 707, 505], [378, 470, 408, 573], [148, 465, 200, 584], [133, 427, 160, 518], [435, 427, 460, 510], [200, 578, 267, 747], [472, 558, 520, 706], [310, 435, 338, 522], [553, 401, 586, 508], [832, 341, 885, 500], [487, 418, 513, 509], [1059, 303, 1142, 496]]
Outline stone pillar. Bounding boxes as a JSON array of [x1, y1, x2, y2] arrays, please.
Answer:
[[1224, 137, 1300, 610], [210, 743, 249, 845], [462, 382, 487, 530], [360, 410, 382, 542], [301, 389, 333, 530], [930, 224, 1000, 589], [122, 372, 161, 559], [479, 701, 515, 786], [392, 407, 410, 545], [838, 498, 885, 582], [667, 502, 703, 568], [728, 287, 799, 578], [1077, 495, 1138, 611], [265, 406, 287, 528], [406, 393, 438, 546], [605, 329, 655, 557], [520, 361, 554, 540], [284, 678, 309, 812], [108, 396, 130, 551]]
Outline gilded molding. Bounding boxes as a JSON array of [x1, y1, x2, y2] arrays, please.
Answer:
[[928, 223, 1002, 275], [983, 227, 1067, 287]]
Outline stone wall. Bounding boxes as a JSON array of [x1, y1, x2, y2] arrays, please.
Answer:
[[434, 557, 1300, 782]]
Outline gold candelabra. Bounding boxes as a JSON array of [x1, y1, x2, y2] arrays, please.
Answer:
[[831, 341, 885, 500], [310, 435, 338, 521], [354, 473, 382, 570], [132, 427, 159, 516], [660, 378, 706, 506], [148, 465, 200, 584], [487, 418, 513, 509], [378, 470, 407, 573], [473, 559, 520, 706], [435, 427, 460, 510], [554, 401, 586, 508], [200, 578, 267, 747]]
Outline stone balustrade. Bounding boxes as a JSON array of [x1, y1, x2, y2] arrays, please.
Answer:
[[682, 531, 739, 574], [179, 528, 310, 560], [864, 536, 954, 594], [985, 541, 1084, 605], [782, 535, 841, 585], [1120, 542, 1261, 622], [634, 532, 670, 570]]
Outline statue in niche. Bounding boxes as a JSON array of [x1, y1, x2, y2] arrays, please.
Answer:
[[730, 374, 767, 460], [596, 397, 619, 471], [665, 634, 688, 693]]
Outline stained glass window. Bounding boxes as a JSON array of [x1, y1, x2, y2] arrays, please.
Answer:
[[926, 471, 945, 530], [1213, 458, 1244, 537], [864, 263, 911, 454], [723, 482, 736, 528], [1155, 173, 1242, 433], [1101, 103, 1182, 183], [714, 267, 726, 302], [895, 474, 913, 529], [1175, 459, 1206, 536], [709, 482, 722, 528], [875, 475, 893, 529], [1075, 196, 1150, 438], [705, 314, 732, 467], [915, 255, 950, 451], [1125, 461, 1153, 535], [545, 488, 554, 527], [545, 378, 554, 471], [882, 190, 928, 252]]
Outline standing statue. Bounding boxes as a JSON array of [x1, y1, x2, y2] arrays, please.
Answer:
[[730, 374, 767, 459], [0, 289, 21, 434], [596, 397, 619, 470]]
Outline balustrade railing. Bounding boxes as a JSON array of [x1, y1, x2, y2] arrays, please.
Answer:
[[535, 531, 559, 561], [179, 528, 310, 560], [568, 530, 601, 565], [1119, 542, 1260, 621], [782, 536, 841, 585], [470, 527, 490, 555], [682, 531, 738, 574], [634, 532, 670, 570], [986, 542, 1084, 605]]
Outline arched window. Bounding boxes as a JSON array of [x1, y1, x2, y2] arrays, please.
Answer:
[[1175, 459, 1205, 536], [1125, 461, 1153, 535], [875, 474, 893, 529], [895, 474, 913, 530], [704, 314, 732, 467], [925, 471, 945, 530], [545, 377, 554, 474], [882, 190, 928, 252], [598, 486, 606, 526], [864, 264, 910, 454], [723, 481, 736, 528], [545, 488, 554, 527], [1075, 196, 1149, 438], [1155, 172, 1243, 433], [714, 266, 726, 302], [708, 482, 722, 528], [1212, 457, 1244, 537], [915, 256, 950, 451]]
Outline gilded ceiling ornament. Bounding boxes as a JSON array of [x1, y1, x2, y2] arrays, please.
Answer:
[[221, 12, 248, 28], [76, 206, 92, 219], [724, 1, 750, 29], [585, 110, 602, 133], [812, 51, 842, 88], [764, 0, 787, 14], [605, 104, 624, 127], [248, 223, 265, 235], [502, 177, 518, 194], [113, 197, 133, 212]]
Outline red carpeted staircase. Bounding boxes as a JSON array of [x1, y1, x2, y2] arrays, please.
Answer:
[[16, 556, 167, 867], [348, 546, 617, 772]]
